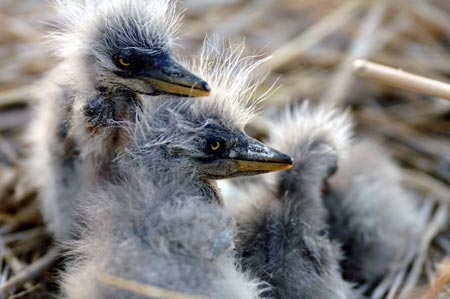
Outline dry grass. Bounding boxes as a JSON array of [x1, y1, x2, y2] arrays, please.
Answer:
[[0, 0, 449, 298]]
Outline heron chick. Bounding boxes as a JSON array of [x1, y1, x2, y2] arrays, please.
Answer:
[[230, 103, 420, 294], [27, 0, 210, 241], [232, 103, 356, 299], [61, 44, 292, 299], [63, 166, 264, 299], [324, 140, 421, 287]]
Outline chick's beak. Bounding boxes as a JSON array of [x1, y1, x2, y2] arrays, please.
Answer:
[[232, 137, 293, 174], [139, 53, 210, 97]]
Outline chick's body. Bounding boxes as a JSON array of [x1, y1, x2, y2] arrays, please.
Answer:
[[228, 103, 420, 295], [61, 44, 293, 299], [324, 140, 420, 286], [27, 0, 209, 241], [232, 104, 356, 299], [63, 167, 261, 299]]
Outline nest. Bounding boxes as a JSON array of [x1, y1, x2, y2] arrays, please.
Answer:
[[0, 0, 449, 298]]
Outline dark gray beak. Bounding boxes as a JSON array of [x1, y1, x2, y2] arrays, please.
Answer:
[[139, 53, 211, 97], [231, 137, 293, 174]]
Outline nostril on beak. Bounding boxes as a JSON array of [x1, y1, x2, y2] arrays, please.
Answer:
[[172, 71, 182, 78], [201, 81, 211, 92]]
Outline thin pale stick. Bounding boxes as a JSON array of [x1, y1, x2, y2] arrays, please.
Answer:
[[353, 60, 450, 101], [321, 0, 389, 105], [399, 201, 449, 298], [266, 0, 364, 71], [97, 273, 207, 299], [0, 248, 58, 299], [423, 259, 450, 299]]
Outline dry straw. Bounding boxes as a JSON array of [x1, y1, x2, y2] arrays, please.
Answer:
[[1, 0, 450, 298]]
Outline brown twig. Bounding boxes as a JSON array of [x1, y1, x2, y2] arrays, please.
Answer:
[[371, 200, 435, 299], [266, 0, 364, 71], [401, 169, 450, 202], [409, 2, 450, 38], [0, 247, 58, 299], [423, 259, 450, 299], [97, 273, 208, 299], [398, 201, 449, 298], [353, 60, 450, 101], [0, 240, 34, 290], [0, 88, 32, 108], [0, 242, 26, 274], [321, 0, 389, 105], [356, 107, 450, 164], [212, 0, 277, 37]]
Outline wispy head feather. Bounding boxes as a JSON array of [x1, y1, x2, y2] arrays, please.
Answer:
[[185, 40, 271, 128], [270, 102, 353, 156], [130, 40, 273, 149], [47, 0, 180, 60], [121, 41, 273, 177]]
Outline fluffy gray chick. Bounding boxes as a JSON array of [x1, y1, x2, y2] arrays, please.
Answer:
[[324, 140, 420, 287], [33, 40, 292, 242], [27, 0, 210, 241], [62, 167, 264, 299], [232, 103, 356, 299], [61, 45, 294, 299]]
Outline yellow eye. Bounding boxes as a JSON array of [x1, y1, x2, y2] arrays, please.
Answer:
[[210, 141, 221, 151], [118, 58, 130, 67]]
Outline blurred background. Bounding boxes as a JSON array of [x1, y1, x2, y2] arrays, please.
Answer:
[[0, 0, 449, 298]]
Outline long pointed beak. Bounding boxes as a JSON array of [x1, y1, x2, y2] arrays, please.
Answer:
[[139, 54, 210, 97], [232, 138, 293, 174]]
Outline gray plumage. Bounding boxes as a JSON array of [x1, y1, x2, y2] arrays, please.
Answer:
[[61, 45, 293, 298], [26, 0, 209, 241], [324, 140, 420, 287], [232, 103, 356, 299], [229, 102, 421, 295], [62, 166, 262, 299]]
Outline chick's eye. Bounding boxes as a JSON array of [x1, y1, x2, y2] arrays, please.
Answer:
[[205, 137, 225, 154], [118, 57, 131, 67], [210, 141, 221, 151]]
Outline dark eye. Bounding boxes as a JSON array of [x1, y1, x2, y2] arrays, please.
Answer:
[[210, 141, 221, 151], [114, 52, 133, 69], [206, 138, 225, 154], [118, 57, 130, 67]]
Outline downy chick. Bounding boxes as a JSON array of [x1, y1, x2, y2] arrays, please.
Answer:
[[324, 140, 420, 287], [232, 103, 356, 299], [27, 0, 210, 240], [61, 44, 293, 299]]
